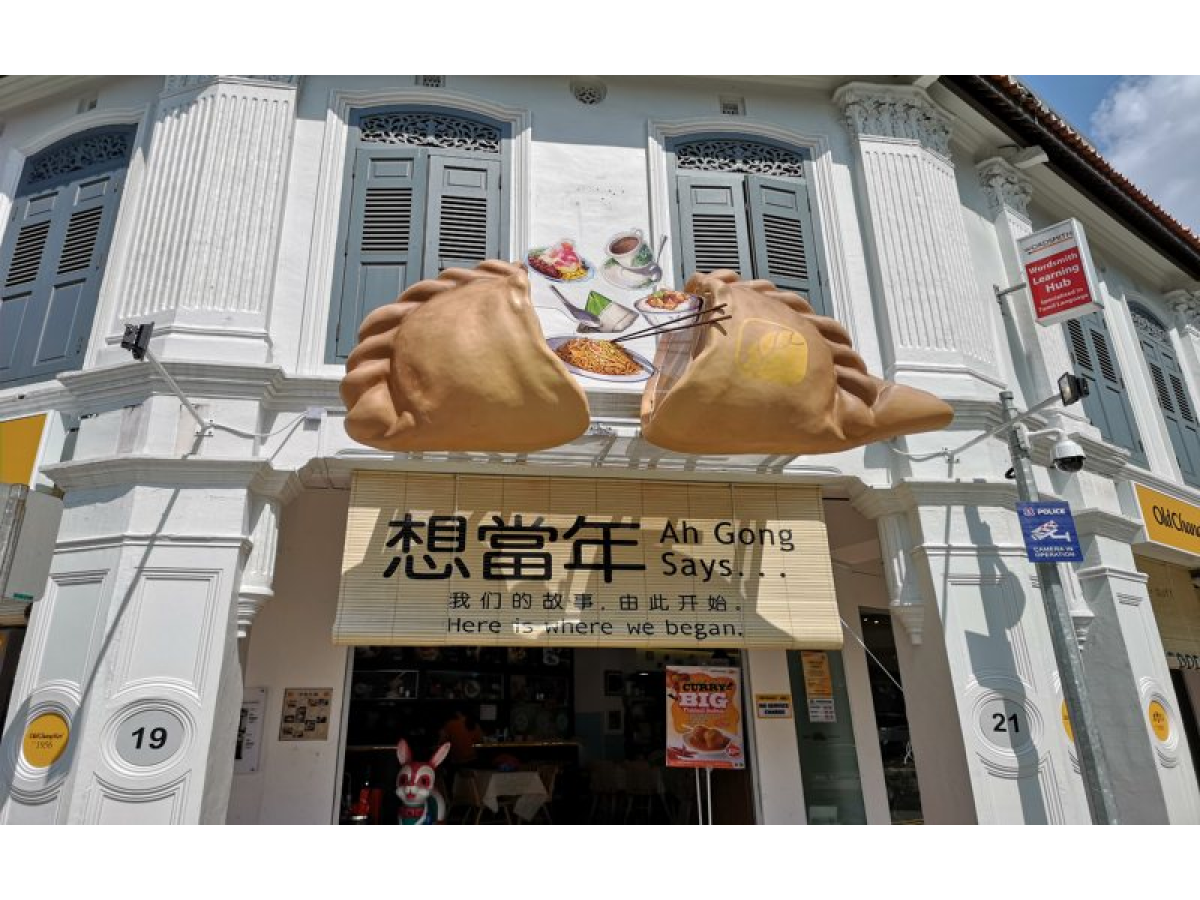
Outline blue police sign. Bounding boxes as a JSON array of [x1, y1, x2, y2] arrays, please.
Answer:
[[1016, 501, 1083, 562]]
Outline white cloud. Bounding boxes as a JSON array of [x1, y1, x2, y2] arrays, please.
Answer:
[[1091, 76, 1200, 234]]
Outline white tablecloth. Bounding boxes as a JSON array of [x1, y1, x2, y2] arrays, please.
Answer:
[[473, 770, 548, 821]]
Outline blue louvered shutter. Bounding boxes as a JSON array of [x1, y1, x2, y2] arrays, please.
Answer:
[[331, 147, 427, 361], [0, 169, 124, 386], [1134, 313, 1200, 487], [1065, 313, 1146, 465], [746, 174, 826, 317], [675, 174, 754, 282], [423, 153, 500, 277]]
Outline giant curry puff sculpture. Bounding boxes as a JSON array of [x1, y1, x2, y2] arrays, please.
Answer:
[[340, 260, 953, 454]]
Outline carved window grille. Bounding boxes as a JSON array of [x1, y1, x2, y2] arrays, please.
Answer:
[[358, 112, 500, 154], [1131, 306, 1170, 345], [675, 139, 805, 178], [21, 129, 134, 193], [571, 79, 607, 106]]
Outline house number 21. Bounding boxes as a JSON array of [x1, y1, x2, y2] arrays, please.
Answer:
[[978, 699, 1032, 752], [992, 713, 1021, 733], [115, 709, 184, 767]]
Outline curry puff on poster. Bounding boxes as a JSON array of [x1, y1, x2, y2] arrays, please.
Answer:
[[666, 666, 745, 770]]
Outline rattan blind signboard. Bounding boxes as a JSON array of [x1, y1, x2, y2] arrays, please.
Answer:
[[335, 472, 840, 650]]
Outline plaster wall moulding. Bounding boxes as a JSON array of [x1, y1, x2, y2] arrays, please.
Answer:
[[977, 156, 1034, 218], [832, 82, 953, 158], [162, 76, 300, 96]]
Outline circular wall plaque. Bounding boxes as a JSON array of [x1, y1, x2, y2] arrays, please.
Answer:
[[978, 697, 1034, 753], [22, 712, 70, 768], [1148, 700, 1171, 742], [114, 708, 185, 768]]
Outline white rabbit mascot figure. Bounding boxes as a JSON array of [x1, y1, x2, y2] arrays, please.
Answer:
[[395, 739, 450, 825]]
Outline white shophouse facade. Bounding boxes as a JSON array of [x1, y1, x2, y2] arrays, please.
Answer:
[[1, 75, 1199, 824]]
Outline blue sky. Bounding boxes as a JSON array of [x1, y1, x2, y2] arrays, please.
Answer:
[[1014, 76, 1200, 234], [1018, 76, 1122, 145]]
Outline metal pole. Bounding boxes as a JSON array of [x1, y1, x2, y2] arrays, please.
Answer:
[[143, 349, 209, 434], [1001, 391, 1120, 824], [0, 483, 29, 601]]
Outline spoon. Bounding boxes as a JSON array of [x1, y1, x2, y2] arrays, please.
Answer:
[[615, 234, 668, 282], [549, 285, 602, 330]]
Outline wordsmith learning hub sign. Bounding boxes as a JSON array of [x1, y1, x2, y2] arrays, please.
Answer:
[[335, 472, 840, 650], [1016, 501, 1083, 563], [1017, 218, 1101, 327]]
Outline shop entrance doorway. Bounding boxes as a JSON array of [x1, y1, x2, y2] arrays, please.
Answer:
[[337, 645, 755, 824]]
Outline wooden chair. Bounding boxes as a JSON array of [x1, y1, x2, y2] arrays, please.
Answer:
[[623, 760, 664, 824], [587, 760, 624, 823], [454, 770, 510, 825], [533, 764, 559, 824]]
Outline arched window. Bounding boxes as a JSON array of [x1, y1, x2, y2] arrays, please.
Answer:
[[668, 136, 827, 316], [0, 125, 135, 386], [326, 108, 510, 363], [1064, 310, 1146, 466], [1131, 304, 1200, 485]]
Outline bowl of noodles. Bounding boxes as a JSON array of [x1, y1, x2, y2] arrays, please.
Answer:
[[547, 336, 654, 383]]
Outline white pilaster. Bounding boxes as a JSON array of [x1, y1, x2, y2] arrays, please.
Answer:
[[103, 76, 300, 365], [237, 497, 280, 641], [0, 461, 259, 824], [834, 83, 1001, 399]]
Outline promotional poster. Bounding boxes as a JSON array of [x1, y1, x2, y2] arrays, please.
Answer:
[[665, 666, 745, 769]]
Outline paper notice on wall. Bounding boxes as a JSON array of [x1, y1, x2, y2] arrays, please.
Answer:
[[801, 651, 836, 723], [235, 687, 266, 774]]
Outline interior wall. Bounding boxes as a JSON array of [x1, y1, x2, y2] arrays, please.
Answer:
[[227, 489, 350, 824]]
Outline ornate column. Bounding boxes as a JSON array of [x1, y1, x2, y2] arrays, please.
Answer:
[[1166, 289, 1200, 400], [977, 156, 1086, 426], [237, 496, 280, 644], [106, 76, 300, 365], [834, 83, 1002, 401], [877, 512, 924, 644]]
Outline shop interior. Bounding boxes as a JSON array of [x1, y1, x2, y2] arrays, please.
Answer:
[[338, 645, 755, 824]]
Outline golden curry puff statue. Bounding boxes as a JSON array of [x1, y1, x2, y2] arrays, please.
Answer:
[[340, 260, 590, 452], [641, 270, 953, 455]]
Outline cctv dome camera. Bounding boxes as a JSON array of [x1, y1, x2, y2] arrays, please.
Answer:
[[1052, 438, 1086, 473]]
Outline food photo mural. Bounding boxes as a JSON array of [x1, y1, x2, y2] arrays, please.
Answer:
[[340, 229, 953, 454]]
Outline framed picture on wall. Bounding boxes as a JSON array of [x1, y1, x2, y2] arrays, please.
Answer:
[[604, 671, 623, 696], [605, 709, 624, 734]]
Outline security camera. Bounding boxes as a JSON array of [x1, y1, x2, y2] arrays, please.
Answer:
[[1052, 438, 1086, 473]]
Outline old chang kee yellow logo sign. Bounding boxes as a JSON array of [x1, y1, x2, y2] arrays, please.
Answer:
[[22, 712, 70, 768], [335, 473, 840, 649], [1136, 484, 1200, 556]]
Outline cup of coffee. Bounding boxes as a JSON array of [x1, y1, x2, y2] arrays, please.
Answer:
[[607, 229, 653, 269]]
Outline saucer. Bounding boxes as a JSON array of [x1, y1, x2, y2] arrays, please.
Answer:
[[601, 257, 657, 291]]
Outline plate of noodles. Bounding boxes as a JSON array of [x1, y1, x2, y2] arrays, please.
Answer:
[[547, 336, 655, 383]]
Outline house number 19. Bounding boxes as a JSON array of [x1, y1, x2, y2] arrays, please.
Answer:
[[115, 709, 184, 767]]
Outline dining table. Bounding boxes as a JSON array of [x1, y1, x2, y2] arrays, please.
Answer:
[[471, 769, 549, 822]]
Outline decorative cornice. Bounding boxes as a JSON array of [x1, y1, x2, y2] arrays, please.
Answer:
[[1165, 289, 1200, 333], [833, 82, 953, 158], [1070, 507, 1143, 543], [39, 456, 272, 493], [977, 156, 1033, 218], [161, 76, 300, 97], [849, 479, 1022, 518]]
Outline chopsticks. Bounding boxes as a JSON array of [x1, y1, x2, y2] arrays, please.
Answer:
[[611, 304, 728, 344], [612, 312, 731, 344]]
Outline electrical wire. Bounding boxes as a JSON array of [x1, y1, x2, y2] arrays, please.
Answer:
[[839, 616, 905, 694], [209, 414, 308, 440]]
